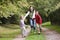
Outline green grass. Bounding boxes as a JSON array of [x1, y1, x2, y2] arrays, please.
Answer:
[[0, 24, 20, 40], [42, 22, 60, 33], [0, 24, 20, 29], [0, 38, 13, 40], [26, 32, 45, 40]]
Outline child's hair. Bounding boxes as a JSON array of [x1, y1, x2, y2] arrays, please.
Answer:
[[20, 15, 23, 19], [36, 10, 39, 14], [35, 11, 42, 17]]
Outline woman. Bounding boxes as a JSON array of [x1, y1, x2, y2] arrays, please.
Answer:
[[28, 6, 36, 30], [25, 6, 36, 32]]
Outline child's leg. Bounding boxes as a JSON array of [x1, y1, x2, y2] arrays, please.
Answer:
[[39, 24, 42, 32], [21, 27, 25, 37], [36, 24, 40, 34], [23, 27, 28, 37], [20, 27, 24, 37]]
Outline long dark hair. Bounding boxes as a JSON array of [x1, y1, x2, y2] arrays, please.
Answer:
[[28, 6, 34, 12]]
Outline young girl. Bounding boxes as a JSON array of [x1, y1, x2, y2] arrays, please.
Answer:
[[20, 14, 29, 37], [35, 11, 42, 34]]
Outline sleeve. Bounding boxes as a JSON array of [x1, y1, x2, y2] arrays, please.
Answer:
[[32, 10, 35, 18], [23, 11, 30, 20]]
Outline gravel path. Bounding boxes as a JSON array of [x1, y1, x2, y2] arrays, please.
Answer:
[[13, 26, 31, 40], [42, 27, 60, 40]]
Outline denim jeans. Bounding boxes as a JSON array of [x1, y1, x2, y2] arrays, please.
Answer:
[[30, 18, 36, 29]]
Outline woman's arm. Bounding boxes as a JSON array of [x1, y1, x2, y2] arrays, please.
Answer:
[[23, 11, 30, 20], [32, 10, 35, 19]]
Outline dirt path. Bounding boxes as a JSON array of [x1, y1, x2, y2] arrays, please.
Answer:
[[13, 26, 31, 40], [13, 26, 60, 40], [42, 27, 60, 40], [13, 35, 25, 40]]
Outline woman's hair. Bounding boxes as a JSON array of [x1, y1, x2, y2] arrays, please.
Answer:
[[28, 6, 34, 12]]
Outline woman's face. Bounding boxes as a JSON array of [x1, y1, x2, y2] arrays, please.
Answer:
[[30, 6, 33, 11]]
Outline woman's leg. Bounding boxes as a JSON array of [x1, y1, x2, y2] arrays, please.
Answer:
[[30, 19, 33, 28], [33, 19, 36, 30], [30, 19, 34, 33]]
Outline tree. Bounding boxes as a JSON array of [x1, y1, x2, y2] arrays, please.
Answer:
[[0, 0, 60, 24]]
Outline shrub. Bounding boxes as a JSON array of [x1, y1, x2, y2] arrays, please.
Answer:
[[49, 8, 60, 25]]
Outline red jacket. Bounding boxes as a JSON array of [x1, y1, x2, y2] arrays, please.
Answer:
[[35, 13, 42, 24]]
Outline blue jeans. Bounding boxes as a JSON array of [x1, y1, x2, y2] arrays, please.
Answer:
[[30, 19, 36, 29]]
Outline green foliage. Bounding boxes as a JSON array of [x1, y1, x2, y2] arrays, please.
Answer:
[[0, 17, 8, 24], [0, 0, 60, 24], [27, 0, 60, 22], [49, 8, 60, 25], [9, 14, 20, 24], [0, 0, 29, 24]]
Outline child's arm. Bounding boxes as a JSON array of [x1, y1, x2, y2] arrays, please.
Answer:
[[23, 11, 30, 20]]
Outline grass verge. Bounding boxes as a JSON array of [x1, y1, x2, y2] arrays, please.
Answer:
[[0, 38, 13, 40], [0, 24, 20, 40], [42, 22, 60, 33]]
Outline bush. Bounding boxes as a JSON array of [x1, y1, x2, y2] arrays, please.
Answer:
[[0, 14, 20, 24], [9, 14, 20, 24], [0, 17, 9, 24], [49, 8, 60, 25]]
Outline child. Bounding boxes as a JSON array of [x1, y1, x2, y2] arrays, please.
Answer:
[[20, 14, 29, 37], [35, 11, 42, 34]]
